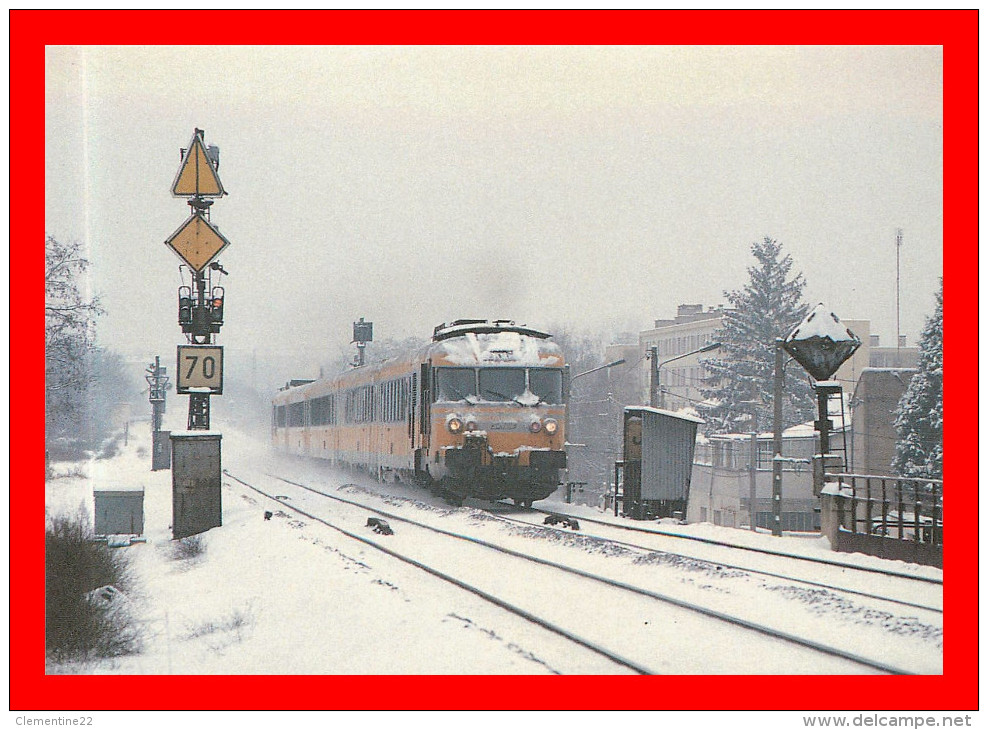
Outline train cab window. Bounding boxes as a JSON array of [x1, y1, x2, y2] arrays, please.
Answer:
[[528, 368, 563, 404], [479, 368, 526, 402], [436, 368, 477, 403]]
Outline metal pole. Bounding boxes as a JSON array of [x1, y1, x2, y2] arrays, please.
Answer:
[[652, 341, 720, 410], [649, 346, 659, 408], [613, 462, 620, 517], [896, 228, 902, 359], [817, 387, 831, 457], [748, 432, 757, 532], [772, 340, 784, 536], [811, 384, 831, 496]]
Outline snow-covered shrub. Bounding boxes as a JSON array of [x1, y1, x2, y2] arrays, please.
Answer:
[[45, 510, 141, 662]]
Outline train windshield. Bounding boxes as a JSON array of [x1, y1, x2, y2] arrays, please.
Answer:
[[528, 368, 563, 404], [435, 368, 477, 402], [478, 368, 527, 402]]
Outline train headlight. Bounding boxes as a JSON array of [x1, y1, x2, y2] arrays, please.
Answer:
[[543, 418, 559, 435], [529, 420, 543, 433], [446, 414, 464, 434]]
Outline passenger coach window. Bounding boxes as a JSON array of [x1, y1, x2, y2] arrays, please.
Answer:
[[288, 402, 305, 427], [479, 368, 526, 402], [528, 369, 563, 404], [436, 368, 476, 402]]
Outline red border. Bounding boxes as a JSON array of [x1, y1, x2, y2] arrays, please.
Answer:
[[20, 9, 976, 711]]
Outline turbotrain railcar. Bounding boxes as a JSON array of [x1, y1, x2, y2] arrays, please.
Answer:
[[271, 320, 568, 506]]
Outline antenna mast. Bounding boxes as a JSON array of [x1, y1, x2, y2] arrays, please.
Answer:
[[896, 228, 903, 357]]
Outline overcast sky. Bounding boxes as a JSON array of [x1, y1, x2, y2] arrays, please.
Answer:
[[45, 45, 942, 390]]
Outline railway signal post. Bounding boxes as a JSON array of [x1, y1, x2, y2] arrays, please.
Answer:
[[352, 317, 373, 367], [163, 128, 231, 538], [146, 356, 172, 470]]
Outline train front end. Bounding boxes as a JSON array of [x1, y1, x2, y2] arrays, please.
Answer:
[[427, 321, 567, 506]]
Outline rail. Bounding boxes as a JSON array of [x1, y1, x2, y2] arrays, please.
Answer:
[[831, 473, 943, 547], [234, 469, 918, 673]]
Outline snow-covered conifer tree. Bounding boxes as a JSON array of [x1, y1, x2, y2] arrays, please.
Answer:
[[699, 237, 814, 433], [892, 280, 943, 478]]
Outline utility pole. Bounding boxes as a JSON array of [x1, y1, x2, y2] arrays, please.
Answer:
[[771, 340, 784, 536], [649, 346, 659, 407], [896, 228, 903, 359], [650, 341, 721, 409], [748, 431, 758, 532]]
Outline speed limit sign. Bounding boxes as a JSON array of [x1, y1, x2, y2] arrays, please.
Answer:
[[176, 345, 223, 394]]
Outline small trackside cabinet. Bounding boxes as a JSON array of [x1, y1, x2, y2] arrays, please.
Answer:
[[171, 432, 222, 539], [152, 430, 172, 471], [94, 486, 145, 537]]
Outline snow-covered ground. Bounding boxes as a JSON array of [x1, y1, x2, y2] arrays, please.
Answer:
[[44, 421, 943, 676]]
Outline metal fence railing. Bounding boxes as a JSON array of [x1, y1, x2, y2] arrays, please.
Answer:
[[832, 473, 943, 546]]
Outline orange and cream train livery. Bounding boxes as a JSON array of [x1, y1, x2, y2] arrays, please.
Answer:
[[272, 320, 568, 506]]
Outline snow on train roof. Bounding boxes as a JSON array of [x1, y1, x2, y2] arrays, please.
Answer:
[[435, 330, 563, 367]]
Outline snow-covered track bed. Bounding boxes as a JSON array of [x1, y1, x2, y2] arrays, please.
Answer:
[[225, 469, 937, 674], [526, 506, 943, 584], [499, 507, 943, 615], [225, 469, 645, 674]]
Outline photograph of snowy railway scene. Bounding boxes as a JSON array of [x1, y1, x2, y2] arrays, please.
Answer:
[[33, 13, 969, 712]]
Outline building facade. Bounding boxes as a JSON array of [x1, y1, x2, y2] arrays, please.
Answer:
[[638, 304, 725, 410], [634, 304, 878, 414], [690, 430, 822, 531], [849, 367, 916, 475], [868, 334, 920, 369]]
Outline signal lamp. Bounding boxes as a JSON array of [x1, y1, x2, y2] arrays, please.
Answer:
[[529, 420, 543, 433], [210, 287, 225, 323], [178, 286, 193, 325], [543, 419, 559, 435], [446, 415, 464, 434], [465, 418, 478, 432]]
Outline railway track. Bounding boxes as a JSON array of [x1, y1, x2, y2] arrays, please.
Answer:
[[224, 468, 931, 675], [493, 507, 943, 615], [522, 504, 943, 586]]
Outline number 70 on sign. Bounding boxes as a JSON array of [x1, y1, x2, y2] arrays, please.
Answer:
[[176, 345, 223, 394]]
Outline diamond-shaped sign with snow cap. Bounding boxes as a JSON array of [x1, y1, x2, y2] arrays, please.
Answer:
[[783, 303, 861, 381]]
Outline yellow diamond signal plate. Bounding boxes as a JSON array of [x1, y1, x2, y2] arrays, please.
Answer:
[[165, 214, 231, 271], [172, 133, 225, 197]]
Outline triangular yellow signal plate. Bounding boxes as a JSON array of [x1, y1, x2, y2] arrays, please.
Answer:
[[172, 133, 225, 197], [165, 213, 232, 271]]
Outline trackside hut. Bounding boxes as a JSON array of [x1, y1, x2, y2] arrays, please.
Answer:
[[621, 406, 703, 519]]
